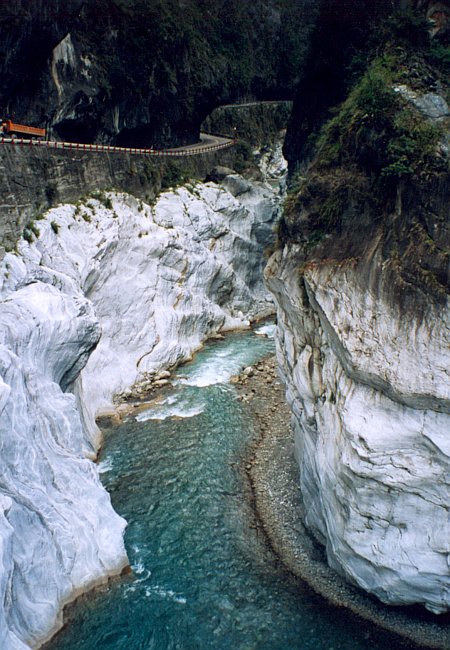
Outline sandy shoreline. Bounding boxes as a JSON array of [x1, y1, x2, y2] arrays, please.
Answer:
[[237, 354, 450, 650]]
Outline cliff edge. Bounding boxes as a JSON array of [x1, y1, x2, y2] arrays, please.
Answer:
[[267, 1, 450, 613]]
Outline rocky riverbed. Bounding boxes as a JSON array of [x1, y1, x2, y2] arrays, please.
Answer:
[[237, 355, 450, 650]]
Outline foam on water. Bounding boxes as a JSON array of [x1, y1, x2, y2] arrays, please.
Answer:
[[132, 561, 147, 576], [177, 350, 249, 387], [135, 393, 206, 421], [177, 323, 277, 388], [255, 322, 277, 338], [97, 458, 114, 474], [145, 586, 187, 605]]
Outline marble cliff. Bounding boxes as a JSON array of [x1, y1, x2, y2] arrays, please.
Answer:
[[267, 2, 450, 615], [0, 164, 283, 648]]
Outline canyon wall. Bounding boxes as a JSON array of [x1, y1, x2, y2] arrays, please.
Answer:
[[268, 1, 450, 613], [0, 144, 232, 252], [0, 0, 316, 147], [0, 101, 289, 252], [267, 247, 450, 613]]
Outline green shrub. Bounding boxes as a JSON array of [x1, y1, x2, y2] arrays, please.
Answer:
[[50, 221, 60, 234], [428, 43, 450, 75], [142, 159, 160, 185], [316, 55, 397, 165], [23, 228, 33, 244], [315, 51, 442, 181], [23, 221, 40, 242], [375, 8, 430, 49], [160, 160, 195, 190], [29, 222, 40, 238], [381, 107, 440, 178], [233, 139, 255, 173], [161, 161, 183, 189], [89, 190, 113, 210]]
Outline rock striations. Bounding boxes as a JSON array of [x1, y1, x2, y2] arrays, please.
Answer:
[[266, 250, 450, 613], [0, 173, 281, 648], [0, 280, 128, 649]]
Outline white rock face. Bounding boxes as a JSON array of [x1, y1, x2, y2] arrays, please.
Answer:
[[266, 245, 450, 614], [0, 283, 128, 649], [256, 137, 288, 182], [0, 175, 280, 647], [69, 181, 279, 422]]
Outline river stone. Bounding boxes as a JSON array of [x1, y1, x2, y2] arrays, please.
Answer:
[[221, 174, 252, 197], [155, 370, 171, 380], [153, 379, 170, 387]]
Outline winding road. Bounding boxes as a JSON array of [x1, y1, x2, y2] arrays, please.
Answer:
[[0, 131, 235, 157]]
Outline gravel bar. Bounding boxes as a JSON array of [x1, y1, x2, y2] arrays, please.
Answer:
[[237, 354, 450, 650]]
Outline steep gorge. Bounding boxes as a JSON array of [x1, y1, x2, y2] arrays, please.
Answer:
[[0, 0, 449, 645]]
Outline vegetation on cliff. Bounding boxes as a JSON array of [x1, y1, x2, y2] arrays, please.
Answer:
[[281, 3, 449, 310]]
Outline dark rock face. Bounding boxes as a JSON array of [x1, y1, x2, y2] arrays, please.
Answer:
[[202, 101, 293, 146], [284, 0, 395, 167], [0, 98, 291, 257], [0, 0, 317, 147]]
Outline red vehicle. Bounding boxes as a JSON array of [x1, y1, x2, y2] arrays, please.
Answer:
[[1, 119, 46, 138]]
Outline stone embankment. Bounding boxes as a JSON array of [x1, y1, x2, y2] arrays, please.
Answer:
[[0, 143, 237, 252], [0, 101, 290, 254]]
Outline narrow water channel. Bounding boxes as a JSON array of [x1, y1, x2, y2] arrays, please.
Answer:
[[48, 326, 416, 650]]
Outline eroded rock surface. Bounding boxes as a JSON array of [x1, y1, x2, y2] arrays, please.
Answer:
[[266, 248, 450, 614], [0, 282, 128, 648], [272, 0, 450, 613]]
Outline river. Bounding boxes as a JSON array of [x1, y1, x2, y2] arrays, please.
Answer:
[[47, 325, 418, 650]]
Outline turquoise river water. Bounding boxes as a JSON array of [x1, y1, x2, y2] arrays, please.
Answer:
[[48, 325, 420, 650]]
